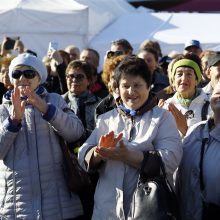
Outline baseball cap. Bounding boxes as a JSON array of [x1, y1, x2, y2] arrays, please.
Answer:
[[207, 52, 220, 68], [184, 40, 201, 50]]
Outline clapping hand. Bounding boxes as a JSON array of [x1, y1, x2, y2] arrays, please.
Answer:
[[98, 131, 123, 148], [95, 131, 129, 161]]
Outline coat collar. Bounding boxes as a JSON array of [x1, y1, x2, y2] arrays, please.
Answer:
[[116, 93, 158, 118]]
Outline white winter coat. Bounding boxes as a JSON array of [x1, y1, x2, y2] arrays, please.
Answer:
[[165, 89, 212, 128], [78, 106, 182, 220]]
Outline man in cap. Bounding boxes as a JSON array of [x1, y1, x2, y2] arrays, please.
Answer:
[[184, 39, 202, 56], [203, 51, 220, 98]]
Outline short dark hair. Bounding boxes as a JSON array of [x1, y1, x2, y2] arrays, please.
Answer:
[[66, 60, 94, 81], [83, 48, 100, 62], [114, 55, 152, 88], [111, 39, 133, 54], [138, 47, 159, 62], [58, 50, 70, 65], [139, 40, 162, 57]]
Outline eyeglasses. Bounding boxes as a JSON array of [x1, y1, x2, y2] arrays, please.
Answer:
[[106, 50, 123, 59], [12, 69, 38, 79], [66, 73, 86, 81]]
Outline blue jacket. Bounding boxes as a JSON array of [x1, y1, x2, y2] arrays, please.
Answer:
[[0, 88, 84, 219]]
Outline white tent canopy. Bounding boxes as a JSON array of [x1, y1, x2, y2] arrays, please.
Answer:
[[0, 0, 136, 59], [89, 10, 174, 64], [153, 12, 220, 52], [75, 0, 135, 41], [1, 1, 220, 66], [90, 8, 220, 67], [0, 0, 89, 58]]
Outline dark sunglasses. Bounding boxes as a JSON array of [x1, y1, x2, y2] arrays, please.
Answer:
[[12, 69, 38, 79], [106, 50, 123, 59], [66, 73, 86, 81]]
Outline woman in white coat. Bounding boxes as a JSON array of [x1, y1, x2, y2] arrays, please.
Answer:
[[78, 55, 182, 220], [159, 53, 211, 137]]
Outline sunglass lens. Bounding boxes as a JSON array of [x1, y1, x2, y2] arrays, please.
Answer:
[[66, 74, 85, 81], [12, 70, 22, 79], [115, 51, 123, 56], [23, 70, 37, 79], [107, 51, 114, 58], [12, 70, 37, 79], [107, 50, 123, 59]]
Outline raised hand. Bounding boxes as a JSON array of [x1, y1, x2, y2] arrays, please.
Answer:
[[95, 139, 129, 162], [98, 131, 123, 148], [19, 86, 48, 114], [11, 86, 26, 120], [168, 103, 188, 135], [94, 131, 126, 161]]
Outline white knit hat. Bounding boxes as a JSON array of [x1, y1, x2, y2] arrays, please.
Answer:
[[9, 53, 48, 84]]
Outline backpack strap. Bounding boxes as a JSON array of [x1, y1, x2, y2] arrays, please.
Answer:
[[199, 138, 209, 191], [201, 100, 210, 121], [199, 118, 214, 191]]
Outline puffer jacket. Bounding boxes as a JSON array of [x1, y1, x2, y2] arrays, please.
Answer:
[[0, 88, 84, 220]]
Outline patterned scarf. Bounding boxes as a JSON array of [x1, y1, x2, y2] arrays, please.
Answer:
[[175, 88, 200, 108]]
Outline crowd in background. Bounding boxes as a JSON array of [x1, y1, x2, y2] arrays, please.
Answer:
[[0, 35, 220, 220]]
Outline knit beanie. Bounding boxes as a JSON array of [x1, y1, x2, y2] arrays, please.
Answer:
[[171, 58, 202, 83], [9, 53, 48, 84]]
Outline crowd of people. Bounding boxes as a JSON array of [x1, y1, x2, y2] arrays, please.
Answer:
[[0, 35, 220, 220]]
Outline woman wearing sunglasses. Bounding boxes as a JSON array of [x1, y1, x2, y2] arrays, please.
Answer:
[[62, 60, 101, 219], [0, 53, 85, 220], [62, 60, 101, 153]]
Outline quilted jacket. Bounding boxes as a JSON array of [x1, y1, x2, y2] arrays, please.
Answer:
[[0, 88, 84, 220]]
